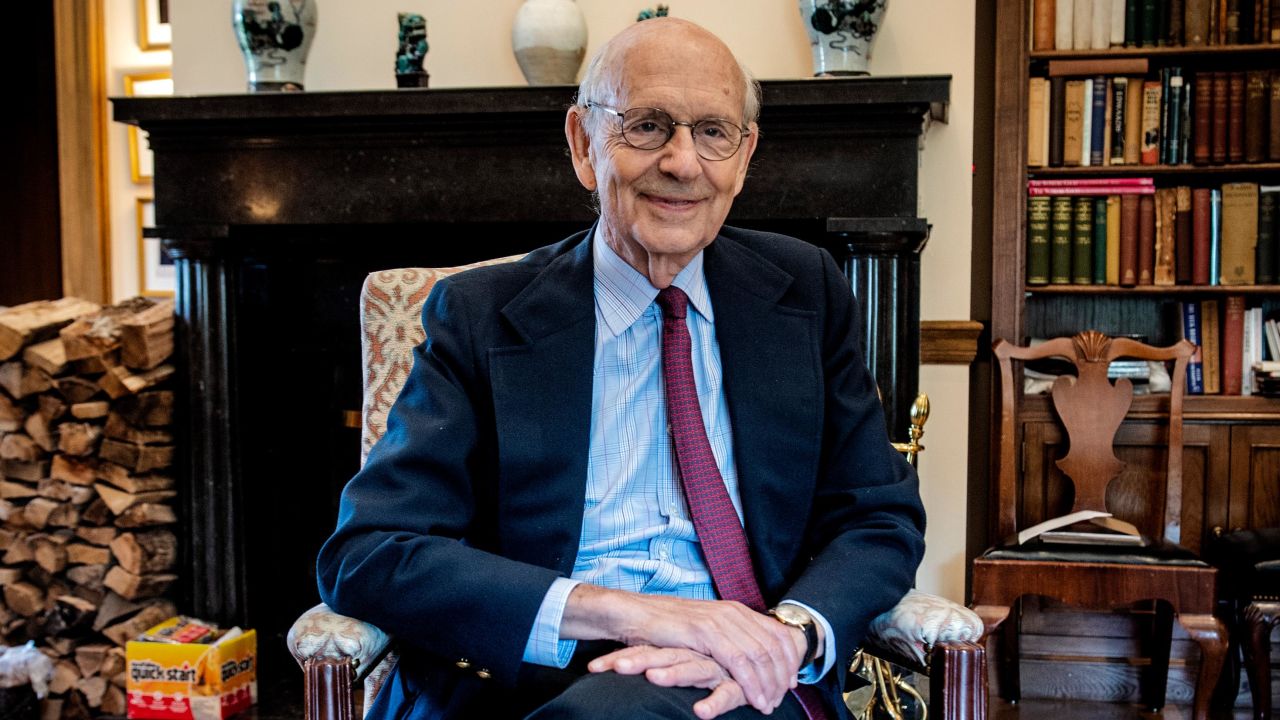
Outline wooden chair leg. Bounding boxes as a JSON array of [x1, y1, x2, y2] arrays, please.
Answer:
[[304, 657, 356, 720], [1244, 601, 1279, 720], [1142, 600, 1174, 711], [1179, 613, 1229, 720], [930, 640, 988, 720], [973, 603, 1014, 703]]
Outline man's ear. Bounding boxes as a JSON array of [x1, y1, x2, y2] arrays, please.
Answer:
[[565, 107, 598, 192], [731, 122, 760, 197]]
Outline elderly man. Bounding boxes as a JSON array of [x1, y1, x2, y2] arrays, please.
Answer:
[[317, 17, 925, 720]]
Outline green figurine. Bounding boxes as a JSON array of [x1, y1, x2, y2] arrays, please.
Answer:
[[396, 12, 429, 87], [636, 4, 669, 21]]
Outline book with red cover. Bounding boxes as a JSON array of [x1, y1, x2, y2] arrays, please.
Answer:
[[1223, 295, 1246, 395], [1186, 0, 1211, 43], [1140, 80, 1163, 164], [1246, 70, 1268, 163], [1034, 0, 1057, 49], [1028, 178, 1155, 188], [1027, 185, 1156, 196], [1212, 72, 1228, 164], [1138, 193, 1156, 284], [1194, 72, 1212, 165], [1193, 187, 1212, 284], [1229, 71, 1246, 164], [1120, 193, 1140, 286]]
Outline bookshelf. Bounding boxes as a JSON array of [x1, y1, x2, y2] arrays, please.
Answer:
[[989, 0, 1280, 706]]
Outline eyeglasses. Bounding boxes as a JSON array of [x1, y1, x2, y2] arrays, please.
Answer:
[[584, 102, 751, 161]]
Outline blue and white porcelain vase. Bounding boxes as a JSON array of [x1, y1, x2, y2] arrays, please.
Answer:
[[232, 0, 319, 92], [798, 0, 888, 76]]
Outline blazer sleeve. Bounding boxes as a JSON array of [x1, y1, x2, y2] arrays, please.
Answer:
[[316, 278, 563, 687], [782, 246, 928, 673]]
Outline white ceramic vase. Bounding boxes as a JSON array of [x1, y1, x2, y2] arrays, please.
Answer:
[[232, 0, 319, 92], [798, 0, 888, 76], [511, 0, 588, 86]]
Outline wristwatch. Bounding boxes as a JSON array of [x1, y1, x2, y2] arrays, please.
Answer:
[[770, 604, 818, 668]]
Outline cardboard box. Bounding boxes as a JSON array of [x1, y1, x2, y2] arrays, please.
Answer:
[[126, 618, 257, 720]]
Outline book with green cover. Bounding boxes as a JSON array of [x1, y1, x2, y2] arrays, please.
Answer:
[[1093, 196, 1109, 283], [1073, 195, 1095, 284], [1027, 195, 1052, 285], [1051, 196, 1074, 284]]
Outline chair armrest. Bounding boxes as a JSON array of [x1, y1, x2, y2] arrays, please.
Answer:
[[863, 589, 985, 670], [287, 603, 392, 682]]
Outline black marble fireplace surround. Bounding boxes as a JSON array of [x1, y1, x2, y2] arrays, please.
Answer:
[[112, 76, 949, 710]]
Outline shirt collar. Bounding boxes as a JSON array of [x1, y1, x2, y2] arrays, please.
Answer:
[[592, 226, 715, 338]]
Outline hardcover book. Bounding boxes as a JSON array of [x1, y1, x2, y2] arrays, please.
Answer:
[[1052, 196, 1075, 284], [1074, 195, 1096, 283], [1203, 298, 1221, 393], [1220, 181, 1259, 285], [1028, 196, 1052, 285]]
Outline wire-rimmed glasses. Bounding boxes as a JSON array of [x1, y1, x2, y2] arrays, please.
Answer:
[[585, 102, 751, 161]]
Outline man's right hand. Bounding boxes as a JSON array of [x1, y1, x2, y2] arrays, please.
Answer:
[[559, 585, 803, 715], [587, 645, 750, 719]]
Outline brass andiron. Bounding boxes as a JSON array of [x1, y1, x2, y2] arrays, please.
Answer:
[[890, 394, 929, 467]]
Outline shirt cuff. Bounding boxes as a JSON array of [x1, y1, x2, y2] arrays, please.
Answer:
[[522, 577, 582, 668], [778, 599, 837, 684]]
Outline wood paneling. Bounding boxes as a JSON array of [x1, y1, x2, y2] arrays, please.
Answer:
[[1228, 425, 1280, 531], [921, 320, 984, 364]]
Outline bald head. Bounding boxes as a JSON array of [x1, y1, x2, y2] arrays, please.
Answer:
[[575, 18, 761, 127]]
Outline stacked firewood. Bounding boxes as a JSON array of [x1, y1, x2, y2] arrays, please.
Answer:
[[0, 297, 179, 719]]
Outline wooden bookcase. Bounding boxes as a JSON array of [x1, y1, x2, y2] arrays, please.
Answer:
[[989, 0, 1280, 705]]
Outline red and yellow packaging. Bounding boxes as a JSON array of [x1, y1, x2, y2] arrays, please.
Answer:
[[125, 617, 257, 720]]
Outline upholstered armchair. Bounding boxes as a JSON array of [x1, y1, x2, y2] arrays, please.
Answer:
[[287, 262, 988, 720]]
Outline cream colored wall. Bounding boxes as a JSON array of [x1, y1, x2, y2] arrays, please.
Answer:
[[165, 0, 976, 603]]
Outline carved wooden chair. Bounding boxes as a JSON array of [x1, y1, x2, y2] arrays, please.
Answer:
[[1205, 527, 1280, 720], [287, 259, 989, 720], [973, 331, 1227, 720]]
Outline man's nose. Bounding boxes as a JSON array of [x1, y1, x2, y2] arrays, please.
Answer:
[[657, 126, 702, 178]]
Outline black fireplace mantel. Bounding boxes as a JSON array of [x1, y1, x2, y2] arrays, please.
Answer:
[[112, 77, 948, 708]]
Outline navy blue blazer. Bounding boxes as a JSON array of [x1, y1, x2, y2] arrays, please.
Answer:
[[317, 226, 926, 719]]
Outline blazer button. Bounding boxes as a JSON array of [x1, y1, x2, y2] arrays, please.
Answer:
[[476, 668, 492, 680], [455, 659, 471, 669]]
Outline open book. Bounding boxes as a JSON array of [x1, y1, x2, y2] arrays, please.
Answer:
[[1016, 509, 1146, 547]]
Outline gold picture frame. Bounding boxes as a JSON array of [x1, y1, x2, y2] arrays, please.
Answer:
[[124, 71, 173, 184], [136, 197, 174, 297], [137, 0, 171, 51]]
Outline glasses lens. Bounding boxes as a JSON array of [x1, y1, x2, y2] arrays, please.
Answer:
[[691, 119, 742, 160], [620, 108, 673, 150]]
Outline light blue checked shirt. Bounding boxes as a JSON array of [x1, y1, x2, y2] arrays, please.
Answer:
[[520, 229, 836, 683]]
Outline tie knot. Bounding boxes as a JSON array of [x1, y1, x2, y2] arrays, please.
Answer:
[[656, 286, 689, 320]]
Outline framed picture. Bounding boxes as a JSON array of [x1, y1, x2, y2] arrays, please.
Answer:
[[136, 198, 175, 297], [138, 0, 171, 51], [124, 71, 174, 184]]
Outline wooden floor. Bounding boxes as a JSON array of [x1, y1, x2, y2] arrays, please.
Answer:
[[991, 698, 1256, 720]]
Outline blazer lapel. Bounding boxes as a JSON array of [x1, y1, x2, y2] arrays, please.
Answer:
[[489, 236, 595, 577], [705, 237, 823, 598]]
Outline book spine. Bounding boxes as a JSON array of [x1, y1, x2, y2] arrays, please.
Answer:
[[1059, 0, 1077, 48], [1272, 0, 1280, 39], [1224, 295, 1245, 394], [1193, 187, 1213, 283], [1182, 301, 1206, 394], [1093, 0, 1114, 47], [1090, 78, 1108, 165], [1028, 185, 1156, 195], [1028, 78, 1049, 168], [1110, 77, 1129, 163], [1125, 76, 1145, 164], [1107, 195, 1122, 283], [1171, 0, 1188, 41], [1229, 71, 1246, 163], [1243, 307, 1256, 395], [1194, 72, 1213, 164], [1160, 68, 1172, 163], [1051, 196, 1075, 284], [1220, 181, 1259, 284], [1083, 78, 1095, 165], [1093, 196, 1109, 282], [1112, 0, 1129, 43], [1125, 0, 1141, 42], [1141, 80, 1163, 164], [1211, 188, 1224, 284], [1202, 298, 1221, 393], [1176, 186, 1194, 282], [1141, 0, 1159, 43], [1270, 70, 1280, 161], [1120, 193, 1141, 285], [1155, 188, 1178, 284], [1180, 77, 1194, 163], [1050, 77, 1068, 167], [1066, 80, 1086, 166], [1227, 0, 1242, 42], [1029, 177, 1154, 187], [1187, 0, 1212, 43], [1212, 72, 1229, 163], [1035, 0, 1058, 49], [1077, 0, 1097, 48], [1259, 189, 1278, 283], [1139, 193, 1157, 283], [1074, 196, 1096, 283], [1028, 196, 1053, 285], [1168, 73, 1185, 164], [1246, 70, 1268, 162]]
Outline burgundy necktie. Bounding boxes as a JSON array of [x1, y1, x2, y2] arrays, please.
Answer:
[[656, 287, 829, 720]]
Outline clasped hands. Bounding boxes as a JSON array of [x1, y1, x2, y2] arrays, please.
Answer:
[[561, 585, 818, 719]]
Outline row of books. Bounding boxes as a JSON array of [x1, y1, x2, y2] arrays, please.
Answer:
[[1026, 179, 1280, 285], [1180, 297, 1277, 394], [1033, 0, 1280, 51], [1027, 68, 1280, 168]]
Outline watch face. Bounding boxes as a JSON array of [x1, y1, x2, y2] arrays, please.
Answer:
[[774, 605, 812, 626]]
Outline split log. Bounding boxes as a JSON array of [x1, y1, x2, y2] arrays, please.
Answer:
[[22, 339, 67, 376], [36, 480, 95, 505], [65, 543, 112, 565], [97, 440, 172, 473], [1, 480, 39, 499], [113, 503, 176, 528], [0, 502, 12, 524], [0, 297, 100, 361], [55, 377, 100, 404], [93, 483, 176, 516], [32, 537, 68, 574], [91, 593, 141, 633], [0, 393, 23, 432], [50, 456, 96, 486], [100, 684, 126, 716], [1, 434, 43, 462], [100, 648, 126, 679], [44, 595, 97, 638], [1, 459, 48, 481], [0, 362, 53, 399], [3, 582, 44, 616], [0, 567, 22, 585], [37, 395, 67, 422], [103, 413, 172, 445], [103, 567, 175, 601], [98, 365, 173, 400], [94, 464, 172, 493], [24, 414, 55, 453], [56, 424, 101, 457], [113, 391, 173, 427], [73, 526, 117, 546], [24, 499, 78, 529], [120, 300, 174, 370], [65, 564, 108, 590], [101, 600, 174, 645], [74, 643, 111, 677], [58, 298, 152, 361], [47, 659, 80, 695], [76, 676, 107, 708], [68, 402, 109, 420], [73, 352, 117, 374], [109, 530, 176, 575], [2, 533, 32, 563], [80, 499, 111, 526]]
